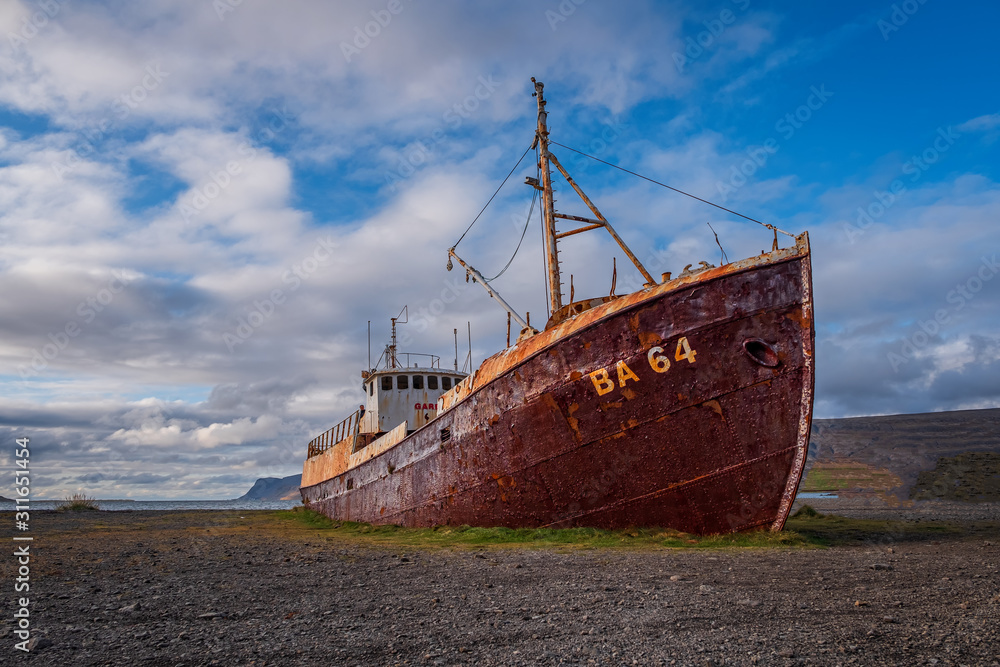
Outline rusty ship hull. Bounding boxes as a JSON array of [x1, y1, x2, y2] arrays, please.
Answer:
[[301, 234, 813, 535]]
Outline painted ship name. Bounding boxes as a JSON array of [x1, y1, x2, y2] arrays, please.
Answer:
[[586, 336, 699, 396]]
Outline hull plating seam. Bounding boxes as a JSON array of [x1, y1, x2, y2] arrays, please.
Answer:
[[538, 445, 799, 527]]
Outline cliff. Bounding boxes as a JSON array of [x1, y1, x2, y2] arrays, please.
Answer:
[[236, 474, 302, 501]]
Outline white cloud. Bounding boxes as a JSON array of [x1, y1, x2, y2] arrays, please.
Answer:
[[958, 113, 1000, 133]]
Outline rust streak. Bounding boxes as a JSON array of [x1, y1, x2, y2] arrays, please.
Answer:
[[702, 399, 725, 420]]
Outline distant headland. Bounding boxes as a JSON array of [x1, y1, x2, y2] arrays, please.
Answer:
[[235, 474, 301, 501]]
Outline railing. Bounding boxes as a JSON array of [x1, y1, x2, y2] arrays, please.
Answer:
[[307, 408, 362, 458], [395, 352, 441, 369]]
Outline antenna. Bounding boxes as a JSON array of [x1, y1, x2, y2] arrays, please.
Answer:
[[388, 305, 408, 369], [466, 321, 472, 373], [367, 320, 371, 370], [454, 328, 458, 371]]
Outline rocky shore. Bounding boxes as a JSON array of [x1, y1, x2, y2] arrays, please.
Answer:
[[1, 506, 998, 666]]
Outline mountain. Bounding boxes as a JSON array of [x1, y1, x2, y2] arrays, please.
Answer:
[[236, 474, 302, 501], [801, 407, 1000, 502]]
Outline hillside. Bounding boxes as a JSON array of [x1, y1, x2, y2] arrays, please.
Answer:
[[802, 407, 1000, 501], [235, 474, 302, 501]]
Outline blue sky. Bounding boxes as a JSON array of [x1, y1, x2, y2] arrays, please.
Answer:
[[0, 0, 998, 499]]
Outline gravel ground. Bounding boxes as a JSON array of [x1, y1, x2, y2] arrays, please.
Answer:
[[1, 507, 998, 666]]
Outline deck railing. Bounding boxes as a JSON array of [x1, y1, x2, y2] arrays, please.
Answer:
[[307, 408, 362, 458]]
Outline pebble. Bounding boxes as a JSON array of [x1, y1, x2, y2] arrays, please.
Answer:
[[27, 637, 53, 651]]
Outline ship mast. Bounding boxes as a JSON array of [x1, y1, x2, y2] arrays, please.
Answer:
[[533, 78, 563, 314]]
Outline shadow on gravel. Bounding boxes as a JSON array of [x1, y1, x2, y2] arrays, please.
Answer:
[[785, 504, 1000, 546]]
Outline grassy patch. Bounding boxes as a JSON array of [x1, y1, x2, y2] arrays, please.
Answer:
[[910, 452, 1000, 502], [802, 461, 901, 492], [280, 508, 813, 550], [56, 493, 100, 512], [785, 504, 970, 546]]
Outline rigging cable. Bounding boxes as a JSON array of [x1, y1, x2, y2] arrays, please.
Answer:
[[486, 149, 540, 282], [452, 142, 535, 249], [549, 140, 795, 238], [707, 222, 729, 265], [485, 186, 538, 282]]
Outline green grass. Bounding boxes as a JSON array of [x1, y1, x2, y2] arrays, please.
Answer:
[[281, 507, 812, 550], [785, 504, 973, 546], [801, 462, 900, 492], [56, 493, 100, 512], [281, 505, 998, 550]]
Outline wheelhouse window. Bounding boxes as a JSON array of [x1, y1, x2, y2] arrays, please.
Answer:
[[412, 375, 424, 390], [397, 375, 408, 390], [442, 376, 452, 390], [381, 376, 392, 391], [428, 375, 439, 390]]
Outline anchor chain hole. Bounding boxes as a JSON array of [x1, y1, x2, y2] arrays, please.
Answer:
[[743, 338, 779, 367]]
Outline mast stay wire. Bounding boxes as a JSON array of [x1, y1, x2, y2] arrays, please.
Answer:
[[452, 142, 535, 249], [485, 148, 541, 283], [549, 140, 795, 238], [485, 185, 538, 282]]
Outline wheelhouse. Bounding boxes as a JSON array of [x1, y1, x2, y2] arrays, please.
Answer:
[[361, 367, 468, 434]]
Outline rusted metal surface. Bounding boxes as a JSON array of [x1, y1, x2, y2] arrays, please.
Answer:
[[303, 422, 408, 488], [301, 234, 814, 535], [534, 78, 563, 314], [545, 296, 621, 329], [307, 408, 361, 458]]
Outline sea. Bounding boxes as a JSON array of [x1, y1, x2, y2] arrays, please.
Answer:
[[0, 499, 300, 512]]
